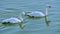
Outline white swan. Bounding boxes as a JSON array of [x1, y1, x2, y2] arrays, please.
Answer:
[[22, 4, 51, 18], [2, 14, 23, 24], [2, 14, 25, 29]]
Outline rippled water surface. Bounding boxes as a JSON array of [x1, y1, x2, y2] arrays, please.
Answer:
[[0, 0, 60, 34]]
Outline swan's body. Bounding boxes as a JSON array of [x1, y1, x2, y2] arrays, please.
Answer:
[[2, 18, 22, 24], [2, 14, 23, 24], [22, 11, 46, 18], [24, 11, 45, 17], [22, 4, 51, 18]]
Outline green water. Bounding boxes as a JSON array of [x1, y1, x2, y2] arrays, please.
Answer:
[[0, 0, 60, 34]]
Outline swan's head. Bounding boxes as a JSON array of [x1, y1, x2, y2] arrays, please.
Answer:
[[46, 4, 51, 8]]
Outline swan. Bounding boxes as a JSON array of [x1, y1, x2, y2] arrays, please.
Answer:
[[2, 16, 25, 29], [22, 4, 51, 18], [2, 14, 25, 29], [2, 14, 23, 24]]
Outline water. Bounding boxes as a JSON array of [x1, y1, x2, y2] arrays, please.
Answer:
[[0, 0, 60, 34]]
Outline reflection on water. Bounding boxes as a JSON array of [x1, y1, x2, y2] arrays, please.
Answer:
[[2, 22, 24, 29], [44, 16, 50, 26], [1, 16, 50, 30], [2, 23, 17, 26]]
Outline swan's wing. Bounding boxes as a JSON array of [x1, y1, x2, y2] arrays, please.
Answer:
[[2, 18, 21, 23], [28, 12, 45, 17]]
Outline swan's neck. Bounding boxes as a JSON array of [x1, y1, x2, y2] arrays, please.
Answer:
[[20, 17, 23, 21], [18, 15, 23, 22], [46, 8, 48, 16], [22, 12, 26, 15], [45, 4, 51, 16]]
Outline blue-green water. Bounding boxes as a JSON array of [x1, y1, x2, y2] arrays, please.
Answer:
[[0, 0, 60, 34]]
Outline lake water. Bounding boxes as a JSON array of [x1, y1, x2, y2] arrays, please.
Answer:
[[0, 0, 60, 34]]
